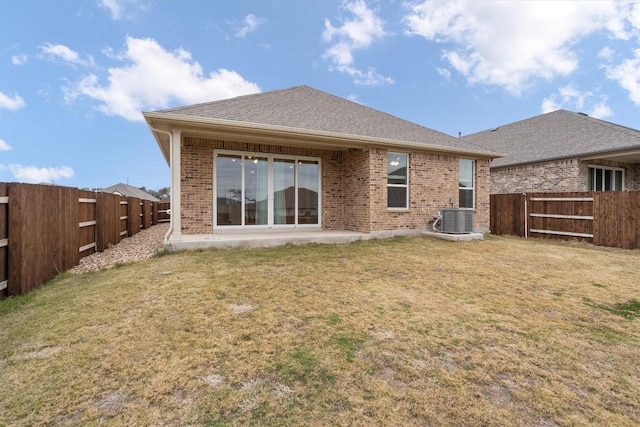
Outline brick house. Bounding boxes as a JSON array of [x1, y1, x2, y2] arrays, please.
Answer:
[[464, 110, 640, 194], [143, 86, 497, 248]]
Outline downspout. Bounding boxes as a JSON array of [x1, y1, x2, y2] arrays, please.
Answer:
[[149, 127, 174, 248]]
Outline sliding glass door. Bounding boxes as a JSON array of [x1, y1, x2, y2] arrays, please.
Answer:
[[214, 151, 320, 228], [273, 159, 295, 225]]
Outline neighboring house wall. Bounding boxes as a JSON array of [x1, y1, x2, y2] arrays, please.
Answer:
[[491, 159, 583, 194], [490, 158, 640, 194], [180, 136, 491, 234]]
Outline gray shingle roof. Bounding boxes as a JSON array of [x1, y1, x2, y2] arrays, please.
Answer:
[[102, 183, 160, 202], [149, 85, 496, 156], [464, 109, 640, 168]]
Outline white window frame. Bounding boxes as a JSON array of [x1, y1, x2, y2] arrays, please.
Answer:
[[459, 159, 475, 209], [387, 152, 409, 210], [588, 164, 625, 192], [213, 149, 322, 229]]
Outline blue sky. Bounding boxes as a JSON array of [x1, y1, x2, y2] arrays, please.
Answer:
[[1, 0, 639, 190]]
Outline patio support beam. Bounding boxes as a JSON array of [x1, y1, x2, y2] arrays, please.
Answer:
[[171, 129, 182, 236]]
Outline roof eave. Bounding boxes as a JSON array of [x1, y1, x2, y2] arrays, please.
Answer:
[[143, 111, 501, 160], [492, 146, 640, 169]]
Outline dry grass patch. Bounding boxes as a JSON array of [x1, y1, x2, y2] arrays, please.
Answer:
[[0, 235, 639, 426]]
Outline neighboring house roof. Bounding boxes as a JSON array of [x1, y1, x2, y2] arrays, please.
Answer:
[[102, 183, 160, 202], [464, 109, 640, 168], [144, 85, 499, 163]]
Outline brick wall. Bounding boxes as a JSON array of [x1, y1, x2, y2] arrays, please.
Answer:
[[474, 159, 491, 231], [181, 139, 214, 234], [342, 149, 371, 233], [180, 137, 492, 234], [491, 158, 640, 195], [491, 159, 582, 194], [181, 137, 344, 234], [369, 150, 457, 232]]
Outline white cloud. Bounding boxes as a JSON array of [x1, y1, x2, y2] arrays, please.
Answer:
[[606, 48, 640, 105], [436, 67, 451, 81], [98, 0, 122, 19], [0, 90, 26, 110], [631, 2, 640, 29], [346, 93, 363, 104], [323, 0, 393, 85], [590, 102, 613, 119], [40, 43, 95, 66], [11, 54, 27, 65], [233, 14, 267, 38], [404, 1, 637, 94], [598, 47, 615, 61], [0, 139, 12, 151], [97, 0, 147, 20], [541, 84, 612, 118], [0, 164, 74, 183], [64, 37, 260, 121], [541, 97, 561, 114]]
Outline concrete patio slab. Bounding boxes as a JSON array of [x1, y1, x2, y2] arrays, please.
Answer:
[[422, 231, 484, 242], [166, 228, 484, 250]]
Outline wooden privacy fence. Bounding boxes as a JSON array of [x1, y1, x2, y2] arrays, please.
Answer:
[[491, 191, 640, 250], [0, 183, 170, 299]]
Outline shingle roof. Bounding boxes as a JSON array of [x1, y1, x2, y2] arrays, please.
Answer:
[[102, 183, 160, 202], [464, 109, 640, 168], [149, 85, 496, 156]]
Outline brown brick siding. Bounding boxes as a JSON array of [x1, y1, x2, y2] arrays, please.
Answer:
[[474, 159, 491, 230], [181, 140, 213, 234], [180, 136, 491, 234], [491, 158, 640, 194], [370, 150, 453, 231], [181, 137, 344, 234], [342, 149, 371, 233]]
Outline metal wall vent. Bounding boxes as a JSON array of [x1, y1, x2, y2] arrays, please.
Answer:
[[440, 208, 473, 234]]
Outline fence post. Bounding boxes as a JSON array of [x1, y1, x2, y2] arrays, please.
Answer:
[[152, 202, 158, 226], [0, 183, 8, 299], [523, 193, 528, 238]]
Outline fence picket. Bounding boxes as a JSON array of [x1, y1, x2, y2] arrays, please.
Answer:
[[0, 182, 6, 299], [491, 191, 640, 249], [0, 182, 169, 298]]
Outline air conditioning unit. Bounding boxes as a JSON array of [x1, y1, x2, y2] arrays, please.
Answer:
[[440, 208, 473, 234]]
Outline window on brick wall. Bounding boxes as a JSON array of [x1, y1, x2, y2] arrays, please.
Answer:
[[388, 152, 408, 209], [588, 165, 624, 191], [459, 159, 474, 209]]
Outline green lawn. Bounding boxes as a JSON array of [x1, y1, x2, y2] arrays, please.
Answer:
[[1, 235, 639, 426]]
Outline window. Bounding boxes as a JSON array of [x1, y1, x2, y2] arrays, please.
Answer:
[[588, 165, 624, 191], [459, 159, 474, 209], [214, 150, 320, 227], [388, 152, 408, 209]]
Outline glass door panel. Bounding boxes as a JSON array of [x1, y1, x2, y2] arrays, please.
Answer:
[[244, 156, 268, 225], [298, 160, 319, 225], [216, 154, 242, 226], [273, 159, 295, 224]]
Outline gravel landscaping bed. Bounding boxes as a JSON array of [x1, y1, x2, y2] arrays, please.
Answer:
[[70, 224, 169, 274]]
